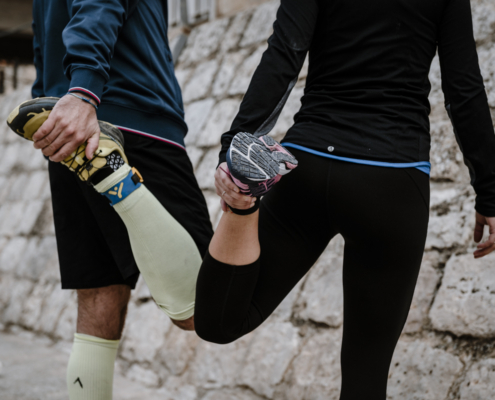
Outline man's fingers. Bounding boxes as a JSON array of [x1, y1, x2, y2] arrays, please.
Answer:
[[85, 131, 100, 159], [32, 114, 57, 142], [48, 137, 80, 162]]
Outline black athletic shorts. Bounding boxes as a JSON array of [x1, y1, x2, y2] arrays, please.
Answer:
[[48, 132, 213, 290]]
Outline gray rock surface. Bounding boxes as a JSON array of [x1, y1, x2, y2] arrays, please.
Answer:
[[459, 358, 495, 400], [387, 339, 463, 400], [430, 252, 495, 337]]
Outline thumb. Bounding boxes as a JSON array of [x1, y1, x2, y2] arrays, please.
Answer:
[[85, 131, 100, 159], [474, 218, 485, 243]]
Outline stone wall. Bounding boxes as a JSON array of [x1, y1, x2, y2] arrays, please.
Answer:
[[1, 1, 495, 398]]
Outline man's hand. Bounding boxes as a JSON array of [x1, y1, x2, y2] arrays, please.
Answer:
[[473, 212, 495, 258], [32, 94, 100, 162], [215, 162, 256, 211]]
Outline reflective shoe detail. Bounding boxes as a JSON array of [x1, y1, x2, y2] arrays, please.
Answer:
[[226, 132, 297, 197], [258, 135, 298, 175], [6, 97, 129, 183], [102, 169, 142, 206]]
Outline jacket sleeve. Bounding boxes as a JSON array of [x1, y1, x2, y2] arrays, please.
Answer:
[[218, 0, 318, 165], [62, 0, 140, 104], [31, 20, 44, 99], [438, 0, 495, 216]]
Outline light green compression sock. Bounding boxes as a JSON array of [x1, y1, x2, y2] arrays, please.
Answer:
[[67, 333, 119, 400], [94, 165, 202, 321]]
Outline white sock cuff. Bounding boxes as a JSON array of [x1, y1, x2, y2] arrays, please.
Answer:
[[74, 333, 120, 349]]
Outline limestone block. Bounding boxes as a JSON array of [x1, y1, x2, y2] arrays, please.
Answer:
[[35, 247, 60, 285], [429, 119, 468, 183], [185, 146, 204, 170], [428, 54, 444, 114], [0, 176, 11, 203], [0, 202, 25, 237], [179, 18, 229, 67], [201, 389, 264, 400], [220, 10, 252, 54], [195, 147, 221, 190], [157, 328, 200, 376], [5, 172, 30, 201], [430, 252, 495, 337], [182, 60, 220, 103], [198, 99, 241, 147], [229, 45, 267, 96], [387, 340, 463, 400], [126, 364, 160, 387], [240, 1, 278, 48], [238, 321, 300, 398], [202, 190, 222, 225], [0, 274, 15, 312], [17, 200, 45, 236], [53, 292, 77, 340], [2, 278, 34, 324], [159, 376, 198, 400], [295, 253, 344, 328], [284, 329, 342, 400], [271, 86, 304, 140], [25, 151, 48, 172], [21, 282, 57, 330], [425, 212, 473, 250], [37, 287, 73, 335], [472, 0, 495, 47], [36, 201, 56, 236], [478, 47, 495, 109], [0, 237, 28, 273], [212, 51, 249, 98], [430, 186, 461, 210], [134, 276, 152, 301], [16, 236, 57, 281], [120, 301, 172, 363], [403, 252, 442, 333], [0, 143, 22, 173], [186, 333, 254, 389], [459, 358, 495, 400], [184, 99, 216, 146], [175, 68, 193, 90], [22, 171, 49, 201]]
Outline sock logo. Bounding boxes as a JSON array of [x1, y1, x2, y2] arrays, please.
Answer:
[[74, 377, 83, 388], [108, 182, 124, 199]]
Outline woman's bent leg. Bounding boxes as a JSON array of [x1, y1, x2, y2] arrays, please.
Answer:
[[195, 150, 338, 344]]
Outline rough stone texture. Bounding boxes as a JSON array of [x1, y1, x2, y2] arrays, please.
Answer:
[[459, 358, 495, 400], [430, 252, 495, 338], [387, 340, 463, 400], [0, 0, 495, 398]]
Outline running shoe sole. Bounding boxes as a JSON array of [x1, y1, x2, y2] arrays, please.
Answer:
[[227, 132, 280, 182]]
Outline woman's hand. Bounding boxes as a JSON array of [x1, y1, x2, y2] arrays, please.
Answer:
[[215, 162, 256, 211], [473, 212, 495, 258]]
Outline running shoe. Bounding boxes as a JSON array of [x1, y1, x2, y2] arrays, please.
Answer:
[[226, 132, 298, 197], [6, 97, 139, 184]]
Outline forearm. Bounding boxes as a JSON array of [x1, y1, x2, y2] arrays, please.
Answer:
[[218, 0, 317, 164], [62, 0, 138, 103]]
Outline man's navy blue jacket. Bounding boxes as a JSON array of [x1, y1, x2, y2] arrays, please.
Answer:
[[32, 0, 187, 149]]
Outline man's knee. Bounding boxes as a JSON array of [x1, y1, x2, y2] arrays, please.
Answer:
[[77, 284, 131, 340], [171, 315, 195, 331]]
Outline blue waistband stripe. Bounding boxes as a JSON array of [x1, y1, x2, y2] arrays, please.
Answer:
[[282, 143, 431, 175]]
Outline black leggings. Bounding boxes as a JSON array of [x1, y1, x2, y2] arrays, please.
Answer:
[[195, 149, 430, 400]]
